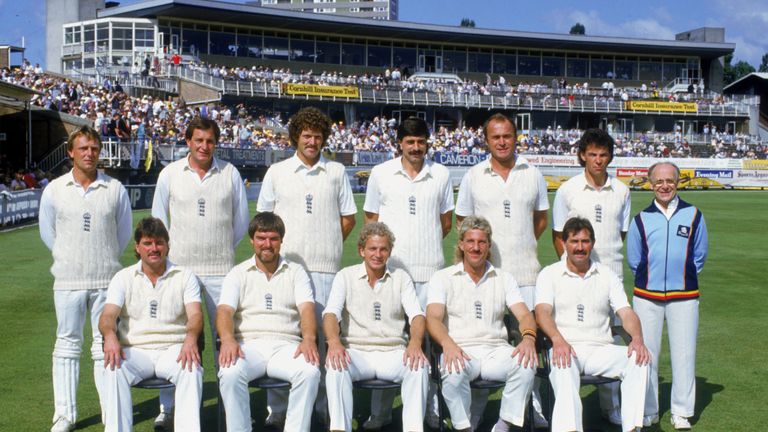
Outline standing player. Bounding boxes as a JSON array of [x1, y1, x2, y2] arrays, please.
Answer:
[[151, 116, 249, 428], [627, 162, 708, 430], [39, 126, 132, 432], [551, 128, 631, 424], [362, 116, 453, 429], [455, 112, 548, 428], [257, 106, 357, 424]]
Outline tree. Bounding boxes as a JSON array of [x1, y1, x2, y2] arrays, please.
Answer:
[[570, 22, 586, 35], [460, 18, 475, 28], [723, 53, 756, 85], [759, 53, 768, 73]]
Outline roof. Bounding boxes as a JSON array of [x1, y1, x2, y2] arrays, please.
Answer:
[[0, 80, 41, 103], [723, 72, 768, 93], [99, 0, 734, 58]]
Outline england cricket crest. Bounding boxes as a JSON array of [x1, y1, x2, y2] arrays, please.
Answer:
[[197, 198, 206, 217], [594, 204, 603, 223], [265, 293, 273, 310], [474, 301, 483, 319], [577, 304, 584, 322], [305, 194, 314, 214], [408, 195, 417, 215], [82, 212, 92, 232], [503, 200, 511, 218], [373, 301, 382, 321], [149, 300, 158, 318]]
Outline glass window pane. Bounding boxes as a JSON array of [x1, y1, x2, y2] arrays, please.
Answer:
[[443, 49, 466, 73], [182, 29, 207, 56], [567, 58, 587, 78], [316, 40, 341, 65], [238, 34, 262, 57], [662, 62, 683, 83], [492, 53, 515, 74], [518, 55, 540, 76], [639, 61, 662, 81], [591, 59, 613, 79], [615, 60, 636, 80], [342, 42, 365, 66], [542, 56, 564, 77], [393, 46, 416, 72], [468, 51, 491, 73], [367, 43, 391, 67], [264, 35, 290, 59], [210, 31, 236, 56], [290, 38, 315, 62]]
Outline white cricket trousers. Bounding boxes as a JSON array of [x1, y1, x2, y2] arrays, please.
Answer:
[[52, 288, 107, 425], [267, 272, 333, 419], [548, 344, 649, 432], [634, 297, 699, 418], [102, 344, 203, 432], [326, 348, 429, 432], [369, 282, 438, 423], [441, 344, 536, 430], [218, 339, 321, 432]]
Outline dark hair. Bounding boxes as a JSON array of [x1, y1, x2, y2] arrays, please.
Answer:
[[397, 117, 429, 142], [482, 113, 517, 138], [287, 107, 331, 148], [561, 217, 595, 243], [577, 128, 614, 167], [248, 212, 286, 239], [133, 217, 169, 259], [67, 125, 102, 151], [184, 117, 221, 142]]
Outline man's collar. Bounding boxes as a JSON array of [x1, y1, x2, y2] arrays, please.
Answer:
[[290, 153, 327, 172], [451, 261, 497, 279], [482, 155, 528, 176], [395, 157, 432, 180], [356, 263, 393, 282], [133, 259, 179, 279], [581, 172, 615, 191], [247, 255, 289, 274], [64, 170, 108, 189], [182, 155, 222, 173], [560, 256, 599, 278]]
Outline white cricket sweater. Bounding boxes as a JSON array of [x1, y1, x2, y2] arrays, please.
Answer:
[[265, 158, 348, 273], [47, 174, 124, 290], [163, 158, 236, 276], [115, 265, 194, 349], [462, 160, 546, 286], [338, 264, 409, 351], [364, 158, 453, 283]]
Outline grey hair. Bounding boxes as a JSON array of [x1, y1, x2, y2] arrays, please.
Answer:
[[648, 161, 680, 183], [357, 222, 395, 250]]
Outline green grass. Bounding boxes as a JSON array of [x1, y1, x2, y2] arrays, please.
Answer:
[[1, 190, 766, 431]]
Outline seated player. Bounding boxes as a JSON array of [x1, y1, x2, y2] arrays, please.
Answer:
[[426, 216, 537, 431], [216, 212, 321, 432], [99, 217, 204, 431], [324, 222, 429, 432], [535, 217, 651, 432]]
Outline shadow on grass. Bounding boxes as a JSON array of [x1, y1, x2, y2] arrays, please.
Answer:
[[657, 376, 723, 426]]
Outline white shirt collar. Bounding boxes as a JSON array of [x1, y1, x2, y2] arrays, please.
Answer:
[[247, 255, 290, 275], [482, 155, 529, 176], [395, 157, 432, 181], [132, 259, 180, 280], [559, 255, 600, 279], [64, 170, 109, 190], [356, 263, 393, 282], [579, 172, 615, 191], [654, 195, 680, 219], [289, 153, 327, 173], [182, 156, 223, 173]]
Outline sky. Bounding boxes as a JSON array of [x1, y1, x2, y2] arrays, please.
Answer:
[[2, 0, 768, 69]]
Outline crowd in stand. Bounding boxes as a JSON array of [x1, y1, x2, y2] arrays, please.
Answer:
[[1, 60, 765, 166], [180, 61, 739, 107]]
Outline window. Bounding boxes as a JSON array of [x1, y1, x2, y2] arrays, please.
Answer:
[[367, 42, 391, 67], [615, 59, 637, 80], [443, 49, 466, 73], [64, 26, 81, 45], [342, 40, 365, 65], [239, 33, 262, 58], [290, 36, 315, 62], [393, 44, 416, 71], [492, 52, 515, 74], [263, 33, 290, 59], [590, 58, 613, 79], [135, 28, 154, 48], [210, 30, 236, 56], [316, 38, 341, 64], [567, 56, 587, 78], [639, 60, 662, 81], [518, 54, 541, 76], [468, 50, 492, 73], [542, 55, 564, 77]]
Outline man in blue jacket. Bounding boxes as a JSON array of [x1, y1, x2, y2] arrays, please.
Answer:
[[627, 162, 708, 431]]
